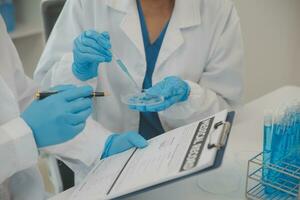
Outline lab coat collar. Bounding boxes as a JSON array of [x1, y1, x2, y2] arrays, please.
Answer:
[[154, 0, 202, 70], [105, 0, 128, 13], [106, 0, 145, 59], [105, 0, 202, 29], [105, 0, 202, 75], [172, 0, 202, 29]]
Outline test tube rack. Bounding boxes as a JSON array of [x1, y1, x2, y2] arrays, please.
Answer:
[[246, 152, 300, 200]]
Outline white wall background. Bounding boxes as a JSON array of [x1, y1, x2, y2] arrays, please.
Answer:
[[14, 0, 300, 103], [233, 0, 300, 102]]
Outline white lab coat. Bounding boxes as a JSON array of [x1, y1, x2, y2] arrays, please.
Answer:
[[0, 17, 109, 199], [0, 16, 45, 200], [35, 0, 244, 135]]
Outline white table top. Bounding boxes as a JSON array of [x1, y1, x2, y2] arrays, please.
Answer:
[[50, 86, 300, 200]]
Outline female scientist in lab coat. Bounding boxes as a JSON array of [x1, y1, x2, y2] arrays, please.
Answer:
[[0, 17, 146, 200], [35, 0, 244, 140]]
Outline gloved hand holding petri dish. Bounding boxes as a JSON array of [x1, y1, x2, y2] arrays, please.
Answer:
[[112, 52, 191, 110], [112, 52, 165, 108], [124, 76, 190, 112]]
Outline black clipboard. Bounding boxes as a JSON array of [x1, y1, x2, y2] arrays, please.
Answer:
[[117, 111, 236, 199]]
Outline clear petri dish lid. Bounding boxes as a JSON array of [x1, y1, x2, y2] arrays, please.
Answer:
[[121, 92, 164, 107]]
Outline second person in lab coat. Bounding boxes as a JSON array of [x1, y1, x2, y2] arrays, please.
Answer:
[[0, 16, 147, 199], [34, 0, 244, 140]]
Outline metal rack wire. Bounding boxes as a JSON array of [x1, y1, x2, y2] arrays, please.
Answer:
[[246, 152, 300, 200]]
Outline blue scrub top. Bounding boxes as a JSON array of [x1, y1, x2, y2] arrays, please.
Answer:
[[137, 0, 170, 139]]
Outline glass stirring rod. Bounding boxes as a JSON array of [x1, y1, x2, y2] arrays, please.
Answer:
[[111, 52, 140, 90]]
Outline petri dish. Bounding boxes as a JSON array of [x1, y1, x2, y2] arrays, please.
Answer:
[[121, 92, 164, 107]]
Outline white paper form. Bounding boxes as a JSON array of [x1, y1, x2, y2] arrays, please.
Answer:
[[107, 123, 197, 198], [71, 110, 229, 200], [70, 149, 135, 200]]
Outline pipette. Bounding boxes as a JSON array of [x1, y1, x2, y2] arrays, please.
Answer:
[[111, 52, 165, 107], [111, 52, 140, 90]]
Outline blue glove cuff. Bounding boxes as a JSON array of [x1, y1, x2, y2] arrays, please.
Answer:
[[101, 134, 117, 159], [180, 81, 191, 102], [72, 63, 98, 81]]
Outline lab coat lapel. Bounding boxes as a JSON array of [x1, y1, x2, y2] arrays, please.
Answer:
[[106, 0, 145, 60], [155, 0, 202, 71], [155, 26, 184, 72]]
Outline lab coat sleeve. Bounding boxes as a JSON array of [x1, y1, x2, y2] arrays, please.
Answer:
[[34, 0, 88, 89], [41, 53, 112, 168], [1, 13, 39, 112], [32, 0, 111, 168], [42, 117, 110, 172], [49, 53, 98, 89], [160, 3, 244, 129], [0, 15, 40, 183], [42, 53, 111, 170], [0, 118, 38, 183], [14, 67, 40, 112]]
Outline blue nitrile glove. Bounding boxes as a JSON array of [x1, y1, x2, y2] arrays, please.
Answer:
[[72, 30, 112, 81], [21, 85, 93, 148], [101, 131, 148, 158], [129, 76, 191, 112]]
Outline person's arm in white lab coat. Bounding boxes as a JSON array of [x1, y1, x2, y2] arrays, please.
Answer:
[[0, 118, 39, 183], [17, 70, 110, 179], [159, 2, 244, 128], [0, 16, 40, 183], [0, 13, 107, 183], [33, 0, 112, 172], [34, 0, 89, 88]]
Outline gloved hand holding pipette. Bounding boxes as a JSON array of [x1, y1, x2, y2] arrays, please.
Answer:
[[72, 30, 139, 89], [72, 30, 112, 81]]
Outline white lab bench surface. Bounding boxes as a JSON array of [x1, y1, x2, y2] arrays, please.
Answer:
[[50, 86, 300, 200]]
